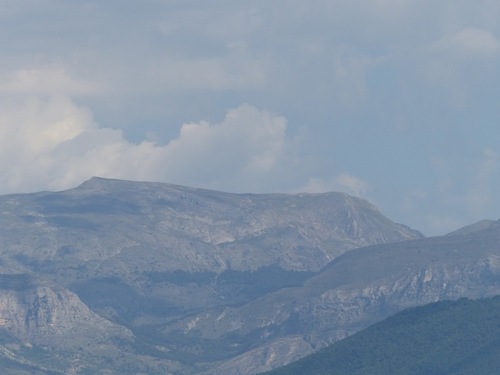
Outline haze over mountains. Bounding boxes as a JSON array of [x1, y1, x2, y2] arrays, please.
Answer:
[[0, 178, 498, 374]]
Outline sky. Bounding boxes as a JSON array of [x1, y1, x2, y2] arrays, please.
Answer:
[[0, 0, 499, 236]]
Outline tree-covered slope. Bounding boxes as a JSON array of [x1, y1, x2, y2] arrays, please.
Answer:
[[263, 296, 500, 375]]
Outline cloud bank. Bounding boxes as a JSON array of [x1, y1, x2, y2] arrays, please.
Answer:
[[0, 97, 289, 195], [1, 0, 500, 235]]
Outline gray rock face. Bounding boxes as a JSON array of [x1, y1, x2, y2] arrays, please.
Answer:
[[0, 274, 181, 374], [198, 223, 500, 374], [5, 176, 496, 374], [0, 274, 131, 346]]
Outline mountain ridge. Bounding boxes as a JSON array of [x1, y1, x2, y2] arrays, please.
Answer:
[[2, 178, 498, 374]]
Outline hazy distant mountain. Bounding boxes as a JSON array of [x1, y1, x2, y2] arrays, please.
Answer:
[[445, 219, 500, 237], [262, 296, 500, 375], [0, 177, 421, 374]]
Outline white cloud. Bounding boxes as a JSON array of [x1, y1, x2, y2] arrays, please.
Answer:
[[297, 173, 370, 197], [0, 68, 105, 95], [296, 177, 333, 194], [407, 27, 500, 109], [434, 28, 500, 57], [334, 172, 370, 196], [158, 104, 288, 189], [0, 97, 289, 194]]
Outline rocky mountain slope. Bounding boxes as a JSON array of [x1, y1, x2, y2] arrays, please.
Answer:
[[0, 177, 421, 374], [195, 220, 500, 374], [2, 178, 500, 374], [1, 178, 499, 374]]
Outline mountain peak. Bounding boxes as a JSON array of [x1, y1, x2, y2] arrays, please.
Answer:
[[445, 219, 500, 237]]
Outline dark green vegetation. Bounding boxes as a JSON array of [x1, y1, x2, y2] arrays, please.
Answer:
[[263, 296, 500, 375]]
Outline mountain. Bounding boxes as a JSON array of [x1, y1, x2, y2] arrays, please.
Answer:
[[262, 295, 500, 375], [445, 219, 499, 236], [192, 219, 500, 374], [0, 176, 420, 272], [2, 178, 500, 374], [0, 177, 421, 374], [0, 274, 154, 374]]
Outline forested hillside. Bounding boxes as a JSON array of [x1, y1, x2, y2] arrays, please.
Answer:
[[263, 296, 500, 375]]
